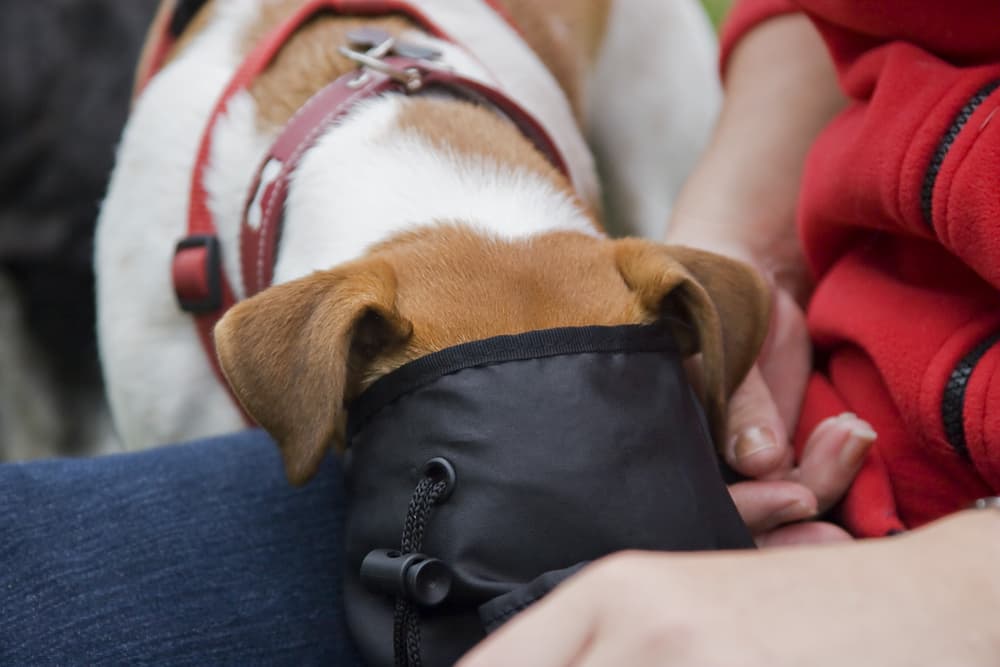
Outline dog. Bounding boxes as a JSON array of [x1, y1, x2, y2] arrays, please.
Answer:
[[97, 0, 770, 484]]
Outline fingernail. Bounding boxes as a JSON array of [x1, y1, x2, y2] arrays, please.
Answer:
[[839, 423, 877, 468], [731, 426, 778, 463], [773, 499, 816, 524]]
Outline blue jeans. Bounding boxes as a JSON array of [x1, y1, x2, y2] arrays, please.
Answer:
[[0, 430, 363, 666]]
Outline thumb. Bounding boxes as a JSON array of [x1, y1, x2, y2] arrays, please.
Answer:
[[757, 287, 811, 431], [724, 366, 793, 478]]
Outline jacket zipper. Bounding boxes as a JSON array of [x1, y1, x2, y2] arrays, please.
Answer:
[[942, 332, 1000, 460], [920, 79, 1000, 228]]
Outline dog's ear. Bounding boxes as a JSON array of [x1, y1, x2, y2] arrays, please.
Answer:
[[615, 239, 771, 445], [214, 258, 412, 486]]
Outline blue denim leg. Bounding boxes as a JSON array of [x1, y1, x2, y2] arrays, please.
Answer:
[[0, 429, 364, 666]]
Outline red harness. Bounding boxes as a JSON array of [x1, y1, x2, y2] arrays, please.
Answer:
[[143, 0, 570, 419]]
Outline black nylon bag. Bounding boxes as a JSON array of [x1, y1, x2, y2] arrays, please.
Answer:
[[343, 324, 752, 667]]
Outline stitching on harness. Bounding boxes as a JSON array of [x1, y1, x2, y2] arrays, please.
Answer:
[[256, 84, 382, 290]]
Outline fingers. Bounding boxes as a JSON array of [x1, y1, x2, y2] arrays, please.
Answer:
[[729, 413, 875, 543], [724, 286, 811, 479], [729, 479, 817, 534], [756, 521, 853, 547], [790, 413, 876, 512], [724, 367, 793, 477], [457, 573, 597, 667], [756, 287, 811, 430]]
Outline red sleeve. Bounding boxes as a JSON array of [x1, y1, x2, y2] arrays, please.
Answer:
[[932, 72, 1000, 291], [795, 371, 906, 538], [718, 0, 801, 78], [798, 45, 1000, 499]]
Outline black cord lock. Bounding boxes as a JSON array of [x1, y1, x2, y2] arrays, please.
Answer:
[[361, 549, 453, 607]]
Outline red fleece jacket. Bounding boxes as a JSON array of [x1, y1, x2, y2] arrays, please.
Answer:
[[721, 0, 1000, 536]]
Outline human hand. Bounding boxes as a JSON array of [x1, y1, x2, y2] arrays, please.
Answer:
[[458, 510, 1000, 667], [657, 10, 852, 545], [667, 238, 873, 544], [722, 284, 876, 545]]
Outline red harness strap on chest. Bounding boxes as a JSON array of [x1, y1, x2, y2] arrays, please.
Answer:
[[239, 60, 570, 296], [169, 0, 567, 418], [171, 0, 454, 420]]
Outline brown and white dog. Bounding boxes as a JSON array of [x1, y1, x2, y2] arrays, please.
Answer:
[[97, 0, 769, 484]]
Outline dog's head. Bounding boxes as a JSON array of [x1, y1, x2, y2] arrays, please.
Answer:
[[214, 225, 770, 485]]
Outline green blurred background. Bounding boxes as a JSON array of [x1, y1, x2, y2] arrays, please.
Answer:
[[702, 0, 734, 28]]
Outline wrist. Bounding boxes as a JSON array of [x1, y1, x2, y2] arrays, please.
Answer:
[[900, 510, 1000, 656], [665, 15, 843, 305], [665, 217, 812, 304]]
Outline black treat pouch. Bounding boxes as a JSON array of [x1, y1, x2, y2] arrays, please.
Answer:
[[343, 323, 752, 667]]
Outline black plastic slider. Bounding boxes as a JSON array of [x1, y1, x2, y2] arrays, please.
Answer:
[[361, 549, 453, 607]]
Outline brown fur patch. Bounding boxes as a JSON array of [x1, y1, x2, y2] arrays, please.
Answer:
[[238, 0, 612, 126], [148, 1, 612, 125], [245, 3, 417, 128], [362, 226, 646, 382]]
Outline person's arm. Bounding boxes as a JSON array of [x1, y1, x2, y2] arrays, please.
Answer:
[[458, 508, 1000, 666], [668, 13, 844, 302], [663, 14, 870, 540]]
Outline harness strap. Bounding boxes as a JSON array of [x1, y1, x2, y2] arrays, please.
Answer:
[[240, 56, 571, 297], [135, 0, 519, 97]]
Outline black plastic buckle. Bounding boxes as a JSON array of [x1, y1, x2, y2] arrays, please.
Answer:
[[361, 549, 453, 607], [173, 234, 222, 314]]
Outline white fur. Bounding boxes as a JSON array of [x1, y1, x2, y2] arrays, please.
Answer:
[[96, 0, 261, 447], [276, 96, 598, 283], [97, 0, 720, 449], [587, 0, 721, 239]]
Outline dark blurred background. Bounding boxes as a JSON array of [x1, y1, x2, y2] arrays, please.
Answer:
[[0, 0, 158, 459]]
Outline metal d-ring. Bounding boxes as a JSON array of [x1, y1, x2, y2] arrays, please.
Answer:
[[339, 44, 424, 92], [341, 35, 393, 88]]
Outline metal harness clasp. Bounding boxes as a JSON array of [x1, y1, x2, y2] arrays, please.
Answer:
[[340, 28, 441, 92]]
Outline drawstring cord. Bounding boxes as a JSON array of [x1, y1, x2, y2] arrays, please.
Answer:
[[393, 474, 449, 667]]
